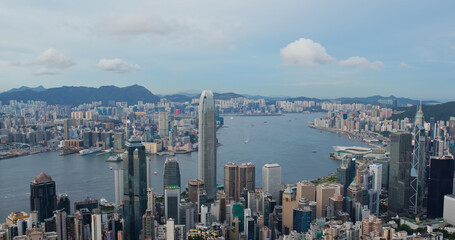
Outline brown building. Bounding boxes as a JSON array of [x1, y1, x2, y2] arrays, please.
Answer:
[[282, 186, 298, 235]]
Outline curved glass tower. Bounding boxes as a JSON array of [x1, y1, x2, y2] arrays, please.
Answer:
[[198, 90, 217, 198]]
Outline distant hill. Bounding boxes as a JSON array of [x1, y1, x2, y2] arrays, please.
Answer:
[[213, 92, 244, 100], [163, 94, 193, 102], [334, 95, 438, 106], [390, 102, 455, 121], [0, 85, 160, 105], [6, 85, 46, 93]]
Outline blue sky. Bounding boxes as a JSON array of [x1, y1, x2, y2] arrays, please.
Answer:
[[0, 1, 454, 100]]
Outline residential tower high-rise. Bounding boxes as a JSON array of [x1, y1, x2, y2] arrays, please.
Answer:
[[198, 90, 217, 198], [123, 138, 147, 240]]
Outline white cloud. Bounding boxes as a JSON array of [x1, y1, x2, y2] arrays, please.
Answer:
[[280, 38, 335, 67], [33, 68, 58, 76], [206, 30, 234, 49], [96, 13, 182, 37], [35, 48, 76, 69], [95, 58, 143, 73], [339, 56, 383, 72], [399, 62, 415, 69]]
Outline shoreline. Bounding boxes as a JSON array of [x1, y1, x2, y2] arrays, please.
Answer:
[[0, 148, 58, 161]]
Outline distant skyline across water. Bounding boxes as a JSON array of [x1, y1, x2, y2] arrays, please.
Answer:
[[0, 1, 454, 100], [0, 113, 370, 219]]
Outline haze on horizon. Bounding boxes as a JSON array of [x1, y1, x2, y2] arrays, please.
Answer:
[[0, 1, 454, 101]]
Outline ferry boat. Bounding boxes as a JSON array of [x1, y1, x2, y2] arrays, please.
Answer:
[[79, 147, 102, 155], [106, 154, 123, 162]]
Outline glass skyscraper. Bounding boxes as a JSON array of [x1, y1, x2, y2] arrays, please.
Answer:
[[123, 138, 147, 240]]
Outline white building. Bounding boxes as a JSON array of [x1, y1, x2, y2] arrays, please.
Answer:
[[444, 195, 455, 225], [262, 163, 282, 201]]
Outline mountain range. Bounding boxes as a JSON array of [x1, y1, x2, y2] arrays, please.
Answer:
[[0, 85, 441, 107]]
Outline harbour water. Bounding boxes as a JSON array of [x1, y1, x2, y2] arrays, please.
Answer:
[[0, 112, 369, 219]]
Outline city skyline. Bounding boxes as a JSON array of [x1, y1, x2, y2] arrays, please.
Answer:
[[1, 1, 454, 100]]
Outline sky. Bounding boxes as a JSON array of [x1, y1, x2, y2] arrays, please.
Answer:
[[0, 1, 454, 101]]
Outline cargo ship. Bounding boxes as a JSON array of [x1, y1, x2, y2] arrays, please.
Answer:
[[79, 148, 102, 155]]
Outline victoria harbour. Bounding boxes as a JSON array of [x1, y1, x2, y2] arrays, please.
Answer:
[[0, 112, 368, 219]]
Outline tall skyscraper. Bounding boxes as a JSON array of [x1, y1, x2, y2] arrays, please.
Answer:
[[163, 158, 181, 191], [30, 172, 57, 222], [54, 209, 67, 240], [410, 104, 427, 215], [159, 111, 169, 137], [57, 194, 71, 215], [427, 155, 454, 218], [165, 186, 181, 222], [91, 212, 102, 240], [336, 157, 356, 195], [63, 119, 70, 140], [198, 90, 217, 198], [114, 169, 124, 206], [123, 138, 147, 240], [224, 162, 238, 201], [262, 163, 281, 201], [238, 163, 255, 194], [388, 132, 412, 216], [225, 162, 256, 202]]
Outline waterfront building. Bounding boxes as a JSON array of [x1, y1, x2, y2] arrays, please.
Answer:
[[123, 138, 147, 240], [428, 155, 454, 218], [198, 90, 217, 198], [63, 119, 69, 140], [388, 132, 412, 216], [224, 162, 239, 201], [163, 157, 181, 191], [165, 185, 181, 222], [296, 181, 315, 202], [224, 162, 256, 202], [30, 172, 57, 222], [238, 163, 255, 194], [113, 132, 124, 150], [336, 157, 356, 195], [74, 197, 99, 212], [262, 163, 282, 202]]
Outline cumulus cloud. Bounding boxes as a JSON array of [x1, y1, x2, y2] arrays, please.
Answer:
[[399, 62, 415, 69], [35, 48, 76, 69], [339, 56, 383, 72], [206, 30, 234, 49], [33, 68, 58, 76], [96, 13, 182, 36], [280, 38, 335, 67], [95, 58, 143, 73]]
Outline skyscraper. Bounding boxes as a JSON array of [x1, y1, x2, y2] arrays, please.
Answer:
[[262, 163, 281, 201], [123, 138, 147, 240], [427, 155, 454, 218], [114, 169, 124, 206], [159, 111, 169, 137], [163, 157, 181, 191], [388, 132, 412, 216], [224, 162, 238, 201], [410, 104, 427, 214], [198, 90, 217, 198], [165, 186, 181, 222], [238, 163, 255, 193], [30, 172, 57, 222]]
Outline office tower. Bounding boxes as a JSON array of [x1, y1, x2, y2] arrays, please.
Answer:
[[188, 179, 204, 204], [179, 202, 195, 230], [54, 209, 67, 240], [244, 209, 255, 240], [336, 157, 356, 194], [114, 169, 124, 206], [296, 181, 315, 202], [293, 199, 312, 233], [147, 188, 154, 210], [262, 163, 282, 201], [63, 119, 69, 140], [113, 132, 125, 150], [123, 138, 147, 240], [444, 195, 455, 225], [30, 172, 57, 222], [282, 186, 298, 234], [238, 163, 255, 193], [91, 131, 100, 146], [368, 164, 382, 216], [74, 197, 99, 212], [165, 186, 181, 222], [347, 178, 364, 205], [159, 111, 169, 137], [316, 183, 340, 218], [57, 194, 71, 215], [163, 158, 181, 191], [166, 219, 175, 240], [201, 204, 209, 226], [142, 209, 155, 240], [198, 90, 217, 198], [232, 204, 244, 233], [91, 212, 102, 240], [427, 155, 454, 218], [82, 131, 92, 148], [224, 162, 238, 201], [388, 132, 412, 216], [410, 104, 427, 214]]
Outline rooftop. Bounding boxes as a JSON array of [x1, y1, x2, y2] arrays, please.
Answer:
[[32, 172, 53, 184]]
